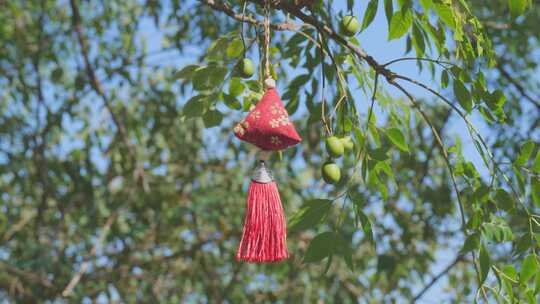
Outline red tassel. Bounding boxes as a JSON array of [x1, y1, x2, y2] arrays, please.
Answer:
[[236, 161, 288, 263]]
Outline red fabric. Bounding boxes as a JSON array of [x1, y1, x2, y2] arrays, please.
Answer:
[[236, 181, 288, 263], [234, 88, 301, 151]]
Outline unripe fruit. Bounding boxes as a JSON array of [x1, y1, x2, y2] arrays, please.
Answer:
[[239, 58, 255, 78], [325, 136, 344, 158], [341, 15, 359, 37], [322, 161, 341, 184], [340, 136, 354, 151]]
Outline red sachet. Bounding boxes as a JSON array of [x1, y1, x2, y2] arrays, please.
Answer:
[[234, 88, 301, 151]]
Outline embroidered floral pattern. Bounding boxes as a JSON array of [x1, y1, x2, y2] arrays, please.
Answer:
[[234, 123, 245, 135], [269, 115, 291, 128], [250, 110, 261, 120], [270, 136, 281, 145], [234, 120, 250, 136]]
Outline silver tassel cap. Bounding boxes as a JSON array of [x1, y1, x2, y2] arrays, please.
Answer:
[[251, 161, 274, 183]]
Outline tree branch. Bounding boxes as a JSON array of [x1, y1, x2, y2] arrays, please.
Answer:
[[69, 0, 137, 162], [199, 0, 297, 31], [412, 255, 463, 303], [496, 63, 540, 110], [61, 212, 116, 297]]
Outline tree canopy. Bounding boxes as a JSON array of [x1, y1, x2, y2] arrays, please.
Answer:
[[1, 0, 539, 303]]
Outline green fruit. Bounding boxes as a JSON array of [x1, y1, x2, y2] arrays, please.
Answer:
[[340, 136, 354, 151], [239, 58, 254, 78], [325, 136, 344, 158], [341, 15, 359, 37], [322, 162, 341, 184]]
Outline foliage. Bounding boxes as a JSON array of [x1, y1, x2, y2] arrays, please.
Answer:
[[0, 0, 539, 302]]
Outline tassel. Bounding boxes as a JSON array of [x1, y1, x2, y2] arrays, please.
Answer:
[[236, 160, 288, 263]]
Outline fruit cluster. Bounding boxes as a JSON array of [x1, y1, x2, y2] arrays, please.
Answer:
[[322, 136, 354, 184]]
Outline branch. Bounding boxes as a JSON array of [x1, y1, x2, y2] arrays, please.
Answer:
[[199, 0, 297, 31], [0, 261, 54, 289], [412, 255, 463, 303], [496, 63, 540, 110], [69, 0, 136, 162], [61, 213, 116, 297]]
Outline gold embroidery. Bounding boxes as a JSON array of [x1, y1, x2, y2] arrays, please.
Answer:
[[271, 136, 281, 145], [250, 110, 261, 120], [234, 123, 245, 135], [269, 118, 280, 128]]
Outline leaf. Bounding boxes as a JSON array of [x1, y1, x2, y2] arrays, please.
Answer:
[[508, 0, 528, 19], [193, 66, 227, 91], [515, 140, 534, 167], [183, 95, 207, 117], [361, 0, 379, 31], [494, 189, 515, 212], [479, 244, 491, 284], [388, 9, 412, 40], [460, 233, 480, 253], [226, 39, 244, 58], [288, 199, 332, 233], [357, 211, 375, 245], [229, 77, 244, 97], [441, 70, 449, 88], [386, 128, 409, 152], [202, 109, 223, 128], [432, 3, 456, 29], [532, 177, 540, 208], [174, 64, 199, 80], [532, 151, 540, 173], [335, 234, 354, 270], [521, 254, 537, 283], [384, 0, 393, 24], [453, 79, 472, 113], [304, 231, 335, 263]]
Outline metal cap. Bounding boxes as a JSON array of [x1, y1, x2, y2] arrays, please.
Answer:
[[251, 161, 274, 183]]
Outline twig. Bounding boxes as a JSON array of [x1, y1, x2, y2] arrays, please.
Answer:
[[69, 0, 137, 163], [199, 0, 296, 31], [61, 213, 116, 297], [412, 255, 463, 303]]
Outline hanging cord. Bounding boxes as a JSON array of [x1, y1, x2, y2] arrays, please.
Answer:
[[241, 1, 248, 58], [263, 0, 271, 79]]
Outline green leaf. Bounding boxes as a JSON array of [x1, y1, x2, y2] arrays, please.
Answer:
[[386, 128, 409, 152], [521, 254, 537, 283], [226, 39, 244, 58], [432, 3, 456, 29], [532, 151, 540, 173], [441, 70, 449, 88], [335, 234, 354, 270], [288, 199, 332, 233], [384, 0, 394, 24], [202, 109, 223, 128], [479, 244, 491, 284], [494, 189, 515, 212], [304, 231, 335, 263], [229, 77, 244, 97], [532, 177, 540, 208], [357, 210, 375, 245], [508, 0, 528, 19], [193, 66, 228, 91], [461, 233, 480, 253], [535, 271, 540, 294], [361, 0, 379, 31], [453, 79, 472, 113], [174, 64, 199, 80], [183, 95, 207, 117], [515, 140, 534, 167], [388, 9, 412, 40]]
